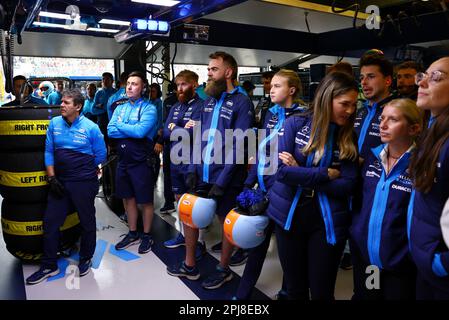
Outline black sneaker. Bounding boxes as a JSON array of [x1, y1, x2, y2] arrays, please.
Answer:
[[160, 203, 176, 214], [211, 241, 222, 253], [229, 248, 249, 266], [201, 264, 233, 289], [79, 259, 92, 277], [138, 234, 154, 254], [26, 266, 59, 285], [340, 253, 353, 270], [115, 232, 140, 250], [167, 261, 201, 280]]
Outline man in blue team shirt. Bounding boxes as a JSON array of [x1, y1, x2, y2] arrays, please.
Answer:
[[107, 71, 158, 255], [354, 53, 396, 161], [26, 89, 107, 285], [107, 72, 129, 120], [47, 80, 64, 105], [167, 51, 254, 289], [92, 72, 117, 143], [82, 82, 97, 121]]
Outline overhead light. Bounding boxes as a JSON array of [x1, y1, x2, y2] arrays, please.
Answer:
[[130, 0, 180, 6], [99, 19, 131, 26], [32, 21, 70, 29], [87, 27, 120, 33], [38, 11, 73, 20], [131, 19, 170, 34]]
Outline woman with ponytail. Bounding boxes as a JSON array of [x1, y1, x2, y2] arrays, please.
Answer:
[[234, 69, 306, 300]]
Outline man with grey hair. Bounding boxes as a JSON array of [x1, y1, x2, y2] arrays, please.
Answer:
[[26, 88, 107, 285]]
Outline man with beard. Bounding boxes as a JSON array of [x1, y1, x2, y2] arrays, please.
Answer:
[[395, 61, 421, 100], [167, 52, 254, 289], [162, 70, 206, 259], [354, 53, 396, 162], [158, 82, 178, 215]]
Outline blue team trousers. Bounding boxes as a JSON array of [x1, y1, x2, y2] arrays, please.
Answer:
[[42, 179, 99, 267]]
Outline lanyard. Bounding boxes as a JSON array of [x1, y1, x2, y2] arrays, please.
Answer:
[[284, 124, 336, 246], [203, 92, 228, 183], [257, 106, 285, 192]]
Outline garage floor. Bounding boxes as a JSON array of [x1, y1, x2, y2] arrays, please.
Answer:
[[0, 173, 354, 300]]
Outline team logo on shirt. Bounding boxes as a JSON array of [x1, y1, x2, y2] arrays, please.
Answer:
[[372, 160, 382, 171], [301, 126, 310, 134], [226, 101, 233, 107]]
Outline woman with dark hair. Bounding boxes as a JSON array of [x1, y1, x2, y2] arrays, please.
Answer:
[[267, 71, 359, 300], [351, 98, 423, 300], [408, 57, 449, 299]]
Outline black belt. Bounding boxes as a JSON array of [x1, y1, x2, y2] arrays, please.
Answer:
[[301, 188, 315, 198]]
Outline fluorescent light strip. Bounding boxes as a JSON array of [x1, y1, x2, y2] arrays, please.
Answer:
[[99, 19, 131, 26], [38, 11, 72, 20], [32, 21, 70, 29], [87, 27, 120, 33], [131, 0, 180, 6]]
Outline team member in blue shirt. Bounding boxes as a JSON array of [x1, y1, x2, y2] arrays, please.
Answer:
[[267, 72, 359, 300], [167, 51, 254, 289], [351, 98, 423, 300], [107, 71, 158, 254], [162, 70, 204, 249], [92, 72, 116, 142], [235, 69, 306, 300], [355, 54, 396, 161], [107, 72, 129, 120], [82, 82, 97, 121], [26, 89, 107, 284], [47, 81, 63, 105], [408, 57, 449, 299]]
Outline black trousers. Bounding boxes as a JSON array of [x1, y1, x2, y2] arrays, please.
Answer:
[[350, 240, 416, 300], [275, 198, 345, 300], [416, 272, 449, 300], [162, 144, 175, 204], [236, 220, 287, 299]]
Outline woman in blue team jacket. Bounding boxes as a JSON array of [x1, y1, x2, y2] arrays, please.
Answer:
[[267, 72, 359, 300], [234, 69, 306, 300], [408, 57, 449, 299], [351, 98, 423, 300]]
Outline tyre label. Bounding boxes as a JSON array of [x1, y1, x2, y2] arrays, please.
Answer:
[[1, 212, 79, 236], [0, 120, 50, 135], [0, 170, 48, 187]]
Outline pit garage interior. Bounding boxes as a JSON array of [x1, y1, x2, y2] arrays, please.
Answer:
[[1, 0, 449, 300]]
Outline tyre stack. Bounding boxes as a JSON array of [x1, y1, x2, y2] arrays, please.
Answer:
[[0, 106, 81, 262]]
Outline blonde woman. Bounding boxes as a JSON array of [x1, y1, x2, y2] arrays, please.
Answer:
[[234, 69, 306, 300], [351, 99, 423, 300]]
